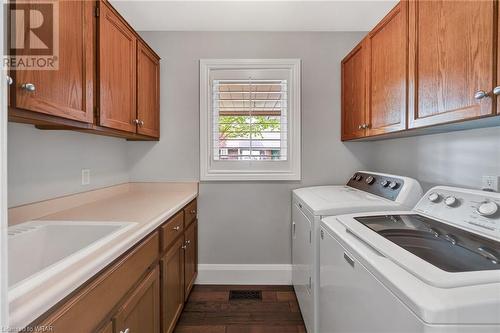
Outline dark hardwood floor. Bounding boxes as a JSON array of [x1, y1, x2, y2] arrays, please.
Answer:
[[174, 285, 306, 333]]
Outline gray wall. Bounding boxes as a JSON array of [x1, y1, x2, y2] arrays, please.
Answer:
[[127, 31, 372, 264], [366, 126, 500, 192], [8, 123, 129, 207]]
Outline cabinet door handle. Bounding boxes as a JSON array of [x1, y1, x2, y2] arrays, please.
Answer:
[[190, 209, 196, 214], [173, 225, 181, 231], [21, 83, 36, 92], [120, 328, 130, 333], [474, 90, 489, 100], [493, 86, 500, 96], [139, 120, 144, 126], [6, 75, 13, 86], [343, 252, 355, 268], [133, 119, 140, 125]]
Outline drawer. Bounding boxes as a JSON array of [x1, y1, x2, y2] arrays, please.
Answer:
[[38, 232, 159, 333], [184, 199, 197, 227], [161, 210, 184, 252]]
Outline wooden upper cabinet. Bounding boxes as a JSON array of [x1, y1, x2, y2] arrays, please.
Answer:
[[11, 1, 94, 123], [341, 39, 368, 141], [367, 2, 407, 136], [114, 266, 160, 333], [408, 0, 496, 128], [98, 1, 137, 133], [137, 42, 160, 138]]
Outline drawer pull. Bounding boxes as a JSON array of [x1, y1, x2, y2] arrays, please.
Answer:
[[190, 209, 196, 214], [173, 226, 181, 231]]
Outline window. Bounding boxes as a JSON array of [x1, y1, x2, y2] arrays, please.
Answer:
[[200, 59, 301, 181]]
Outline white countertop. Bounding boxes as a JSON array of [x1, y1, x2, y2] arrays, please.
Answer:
[[8, 182, 198, 330]]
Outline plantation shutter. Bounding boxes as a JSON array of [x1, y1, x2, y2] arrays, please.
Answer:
[[212, 79, 288, 161]]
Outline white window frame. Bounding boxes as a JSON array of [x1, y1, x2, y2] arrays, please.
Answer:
[[200, 59, 301, 181]]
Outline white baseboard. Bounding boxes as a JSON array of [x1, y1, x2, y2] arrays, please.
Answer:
[[196, 264, 292, 285]]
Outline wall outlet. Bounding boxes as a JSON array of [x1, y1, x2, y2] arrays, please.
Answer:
[[482, 175, 499, 192], [81, 169, 90, 185]]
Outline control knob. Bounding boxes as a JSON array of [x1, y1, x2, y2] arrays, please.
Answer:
[[381, 180, 389, 187], [365, 176, 375, 185], [355, 175, 363, 181], [477, 201, 499, 217], [444, 196, 459, 207], [428, 192, 441, 203], [388, 181, 399, 190]]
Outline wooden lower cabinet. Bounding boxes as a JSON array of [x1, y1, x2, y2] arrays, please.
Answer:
[[161, 237, 185, 333], [184, 220, 198, 300], [114, 266, 160, 333], [28, 199, 197, 333]]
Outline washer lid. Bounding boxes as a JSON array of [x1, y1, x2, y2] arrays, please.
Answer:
[[333, 212, 500, 288], [355, 214, 500, 273]]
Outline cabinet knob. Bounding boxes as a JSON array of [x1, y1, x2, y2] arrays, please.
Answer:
[[190, 210, 196, 214], [139, 120, 144, 126], [6, 75, 13, 86], [120, 329, 130, 333], [133, 119, 140, 125], [493, 86, 500, 96], [474, 90, 489, 100], [358, 124, 369, 130], [173, 225, 181, 231], [21, 83, 36, 92], [182, 244, 187, 249]]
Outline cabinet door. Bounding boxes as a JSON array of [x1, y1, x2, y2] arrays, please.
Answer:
[[184, 220, 197, 300], [137, 42, 160, 138], [11, 1, 93, 123], [367, 2, 407, 136], [408, 0, 495, 128], [98, 1, 137, 132], [341, 39, 368, 140], [114, 266, 160, 333], [161, 237, 185, 333]]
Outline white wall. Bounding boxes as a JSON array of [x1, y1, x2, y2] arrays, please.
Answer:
[[127, 31, 372, 265], [366, 126, 500, 192], [8, 123, 129, 207]]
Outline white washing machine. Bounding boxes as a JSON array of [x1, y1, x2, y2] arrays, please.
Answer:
[[320, 186, 500, 333], [291, 171, 423, 333]]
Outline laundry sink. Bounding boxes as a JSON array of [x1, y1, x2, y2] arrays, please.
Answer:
[[8, 220, 137, 289]]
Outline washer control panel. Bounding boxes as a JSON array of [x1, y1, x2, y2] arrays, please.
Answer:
[[346, 172, 405, 201], [415, 187, 500, 240]]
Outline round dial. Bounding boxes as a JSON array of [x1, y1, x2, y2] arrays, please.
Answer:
[[428, 192, 441, 203], [478, 201, 499, 217], [355, 175, 363, 181], [444, 196, 458, 207], [365, 176, 375, 185], [351, 174, 358, 180], [381, 180, 389, 187], [388, 181, 399, 190]]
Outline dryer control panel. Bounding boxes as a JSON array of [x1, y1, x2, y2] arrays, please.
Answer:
[[347, 172, 405, 201]]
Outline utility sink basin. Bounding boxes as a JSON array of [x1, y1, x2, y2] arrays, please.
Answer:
[[8, 221, 137, 289]]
